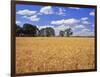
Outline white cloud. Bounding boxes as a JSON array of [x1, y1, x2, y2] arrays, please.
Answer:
[[57, 8, 66, 15], [54, 25, 70, 36], [54, 24, 85, 36], [38, 25, 54, 30], [37, 12, 43, 15], [16, 21, 21, 24], [68, 7, 80, 10], [51, 18, 80, 25], [51, 18, 81, 35], [81, 17, 88, 21], [89, 11, 95, 16], [82, 28, 90, 32], [17, 9, 37, 15], [55, 25, 69, 31], [23, 15, 40, 21], [80, 17, 90, 25], [51, 17, 93, 36], [82, 21, 90, 25], [64, 18, 80, 25], [73, 25, 85, 30], [74, 28, 94, 36], [51, 19, 65, 25], [40, 6, 53, 14]]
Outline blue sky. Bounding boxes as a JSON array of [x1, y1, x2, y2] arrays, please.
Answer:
[[16, 4, 95, 36]]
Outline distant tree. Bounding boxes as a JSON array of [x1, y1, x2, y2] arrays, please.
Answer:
[[23, 23, 38, 36], [39, 27, 55, 37], [39, 28, 46, 37], [16, 24, 23, 36], [45, 27, 55, 37], [59, 31, 64, 37], [64, 28, 73, 37]]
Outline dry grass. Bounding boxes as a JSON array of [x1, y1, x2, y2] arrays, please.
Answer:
[[16, 37, 95, 74]]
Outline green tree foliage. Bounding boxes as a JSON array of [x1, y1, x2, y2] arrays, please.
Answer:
[[16, 24, 23, 36], [59, 28, 73, 37], [23, 23, 38, 36], [64, 28, 73, 37], [16, 23, 56, 37], [39, 27, 55, 37], [59, 31, 64, 37], [45, 27, 55, 37]]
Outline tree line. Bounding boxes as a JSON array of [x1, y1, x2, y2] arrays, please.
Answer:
[[16, 23, 73, 37]]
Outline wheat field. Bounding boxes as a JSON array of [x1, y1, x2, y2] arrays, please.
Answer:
[[16, 37, 95, 74]]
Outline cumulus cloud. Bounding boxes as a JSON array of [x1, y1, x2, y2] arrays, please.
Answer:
[[57, 8, 66, 15], [38, 25, 54, 30], [16, 9, 37, 15], [51, 18, 80, 25], [23, 15, 40, 21], [54, 24, 86, 36], [40, 6, 53, 14], [81, 17, 88, 21], [73, 25, 85, 30], [64, 18, 80, 25], [54, 25, 69, 35], [82, 28, 90, 32], [51, 19, 64, 25], [16, 21, 21, 24], [55, 25, 70, 31], [51, 18, 83, 35], [81, 21, 90, 25], [74, 28, 94, 36], [89, 11, 95, 16], [50, 17, 94, 36]]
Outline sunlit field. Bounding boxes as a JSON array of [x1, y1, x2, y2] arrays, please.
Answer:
[[16, 37, 95, 74]]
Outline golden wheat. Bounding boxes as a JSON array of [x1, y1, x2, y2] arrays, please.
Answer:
[[16, 37, 95, 73]]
